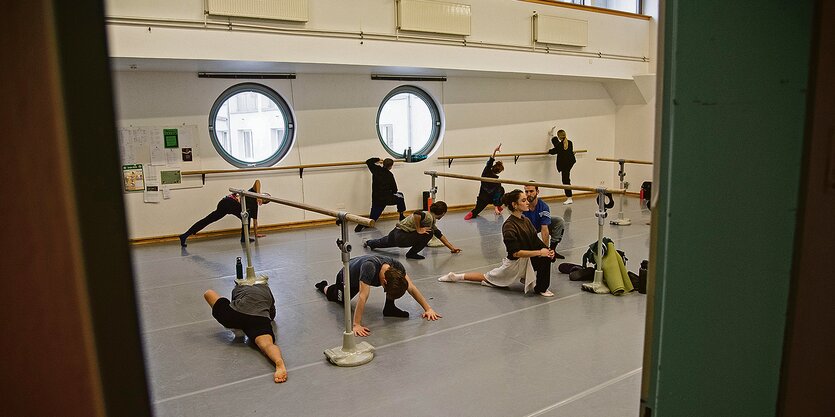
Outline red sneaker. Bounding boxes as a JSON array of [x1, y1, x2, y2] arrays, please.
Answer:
[[464, 212, 473, 220]]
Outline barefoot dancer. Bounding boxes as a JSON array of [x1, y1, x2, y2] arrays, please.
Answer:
[[203, 277, 287, 383]]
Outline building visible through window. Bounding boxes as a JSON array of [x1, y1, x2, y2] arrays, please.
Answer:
[[209, 83, 296, 167]]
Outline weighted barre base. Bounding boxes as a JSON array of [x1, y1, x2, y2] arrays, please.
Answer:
[[610, 218, 632, 226], [582, 270, 610, 294], [325, 340, 375, 367]]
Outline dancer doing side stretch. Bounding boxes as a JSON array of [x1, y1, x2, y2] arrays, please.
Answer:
[[203, 277, 287, 383], [180, 179, 269, 246], [547, 128, 576, 205], [439, 189, 556, 297], [315, 254, 442, 337], [355, 157, 406, 232], [464, 144, 505, 220]]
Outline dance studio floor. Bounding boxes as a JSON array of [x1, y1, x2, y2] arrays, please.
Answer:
[[132, 196, 650, 417]]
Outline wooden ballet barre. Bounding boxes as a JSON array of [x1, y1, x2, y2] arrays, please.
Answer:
[[437, 150, 588, 167], [229, 188, 375, 227], [596, 157, 653, 165], [184, 159, 405, 184], [423, 171, 626, 194]]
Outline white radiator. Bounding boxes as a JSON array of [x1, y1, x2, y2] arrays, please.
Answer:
[[207, 0, 308, 22], [533, 14, 588, 47], [397, 0, 471, 36]]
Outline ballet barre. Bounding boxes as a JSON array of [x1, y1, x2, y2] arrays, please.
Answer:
[[437, 150, 588, 167], [595, 157, 653, 226], [184, 158, 405, 184], [230, 188, 375, 367], [423, 172, 623, 294]]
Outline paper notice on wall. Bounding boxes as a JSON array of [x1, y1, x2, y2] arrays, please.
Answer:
[[143, 165, 161, 203], [166, 149, 180, 166], [162, 185, 171, 200], [150, 143, 166, 166], [178, 126, 194, 148]]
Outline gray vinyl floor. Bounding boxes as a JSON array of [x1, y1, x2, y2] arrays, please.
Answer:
[[132, 196, 650, 417]]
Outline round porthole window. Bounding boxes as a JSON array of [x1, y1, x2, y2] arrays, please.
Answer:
[[208, 83, 296, 167], [375, 85, 442, 160]]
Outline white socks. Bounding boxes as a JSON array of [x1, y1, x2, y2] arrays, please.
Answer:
[[438, 272, 464, 282], [563, 198, 573, 205]]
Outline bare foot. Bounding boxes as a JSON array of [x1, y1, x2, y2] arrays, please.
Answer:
[[274, 364, 288, 383]]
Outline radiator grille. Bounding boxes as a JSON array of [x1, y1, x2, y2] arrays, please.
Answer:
[[533, 14, 588, 47], [207, 0, 308, 22], [397, 0, 471, 36]]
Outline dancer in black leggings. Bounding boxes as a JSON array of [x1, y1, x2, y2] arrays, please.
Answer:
[[180, 180, 269, 246], [355, 157, 406, 232], [464, 144, 505, 220], [548, 128, 576, 205]]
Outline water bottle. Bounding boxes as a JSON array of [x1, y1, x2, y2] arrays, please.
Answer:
[[638, 260, 648, 294], [236, 257, 243, 280]]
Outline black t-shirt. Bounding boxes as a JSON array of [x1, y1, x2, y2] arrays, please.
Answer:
[[366, 158, 399, 204], [479, 157, 502, 195]]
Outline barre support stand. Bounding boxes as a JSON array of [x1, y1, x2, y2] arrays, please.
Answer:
[[427, 172, 444, 247], [324, 212, 375, 367], [582, 187, 611, 294], [610, 159, 632, 226], [238, 194, 260, 281]]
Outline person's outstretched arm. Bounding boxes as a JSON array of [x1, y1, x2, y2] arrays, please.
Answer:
[[438, 234, 461, 253], [352, 282, 372, 336], [405, 275, 442, 320], [491, 143, 502, 159], [365, 157, 382, 173]]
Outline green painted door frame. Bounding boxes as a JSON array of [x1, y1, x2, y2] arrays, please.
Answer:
[[642, 1, 814, 416]]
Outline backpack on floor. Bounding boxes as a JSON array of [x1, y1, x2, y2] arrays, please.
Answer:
[[581, 237, 627, 268]]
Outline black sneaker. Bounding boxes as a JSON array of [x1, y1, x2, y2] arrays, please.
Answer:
[[179, 233, 188, 247], [354, 224, 365, 233]]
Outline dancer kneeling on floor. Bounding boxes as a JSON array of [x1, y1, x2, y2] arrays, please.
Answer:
[[315, 254, 442, 337], [464, 144, 505, 220], [439, 189, 556, 297], [364, 201, 461, 260], [203, 277, 287, 383]]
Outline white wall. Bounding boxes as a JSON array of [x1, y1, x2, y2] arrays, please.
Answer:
[[105, 0, 652, 79], [114, 71, 619, 239]]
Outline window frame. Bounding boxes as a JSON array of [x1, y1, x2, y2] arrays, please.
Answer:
[[208, 83, 296, 168], [375, 85, 443, 160]]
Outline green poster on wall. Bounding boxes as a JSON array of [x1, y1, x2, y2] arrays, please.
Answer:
[[163, 128, 179, 148], [160, 170, 182, 185]]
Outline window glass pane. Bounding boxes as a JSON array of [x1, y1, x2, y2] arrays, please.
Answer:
[[209, 83, 295, 167], [376, 86, 442, 160]]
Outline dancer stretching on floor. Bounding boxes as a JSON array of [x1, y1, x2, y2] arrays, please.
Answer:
[[364, 201, 461, 260], [203, 277, 287, 383], [464, 144, 505, 219], [439, 189, 556, 297], [315, 254, 442, 336]]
